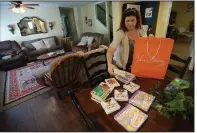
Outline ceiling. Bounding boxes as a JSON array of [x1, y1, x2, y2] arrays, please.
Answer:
[[0, 1, 96, 8]]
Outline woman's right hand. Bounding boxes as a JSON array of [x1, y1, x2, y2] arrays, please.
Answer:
[[108, 63, 118, 76]]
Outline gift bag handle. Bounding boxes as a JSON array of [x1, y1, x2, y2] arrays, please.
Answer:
[[146, 39, 161, 60]]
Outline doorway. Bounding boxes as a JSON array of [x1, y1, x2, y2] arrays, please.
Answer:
[[59, 7, 78, 42], [64, 16, 71, 37]]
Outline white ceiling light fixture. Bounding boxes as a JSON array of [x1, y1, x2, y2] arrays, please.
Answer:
[[12, 7, 25, 14], [19, 7, 25, 13], [12, 7, 19, 13]]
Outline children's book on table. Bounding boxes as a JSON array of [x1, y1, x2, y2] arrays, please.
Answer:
[[129, 90, 155, 112], [101, 97, 121, 115], [114, 104, 148, 131]]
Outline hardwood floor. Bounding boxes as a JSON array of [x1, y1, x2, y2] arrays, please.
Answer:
[[0, 89, 89, 132]]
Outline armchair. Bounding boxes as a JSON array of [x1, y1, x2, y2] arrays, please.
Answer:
[[72, 32, 104, 53], [42, 52, 100, 131]]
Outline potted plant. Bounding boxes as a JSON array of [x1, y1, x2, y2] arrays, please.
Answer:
[[150, 77, 194, 120]]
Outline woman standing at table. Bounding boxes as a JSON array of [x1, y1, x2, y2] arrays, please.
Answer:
[[107, 8, 147, 75]]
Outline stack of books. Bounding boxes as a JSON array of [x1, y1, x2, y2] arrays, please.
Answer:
[[101, 97, 121, 115], [91, 82, 113, 103], [113, 69, 136, 84], [129, 90, 155, 112], [114, 104, 148, 131]]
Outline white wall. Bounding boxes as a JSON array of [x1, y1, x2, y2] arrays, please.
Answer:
[[0, 6, 63, 45], [74, 2, 110, 45], [112, 2, 122, 35]]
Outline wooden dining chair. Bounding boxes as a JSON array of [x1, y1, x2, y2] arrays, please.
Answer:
[[167, 54, 192, 79], [43, 52, 100, 131], [78, 45, 110, 87]]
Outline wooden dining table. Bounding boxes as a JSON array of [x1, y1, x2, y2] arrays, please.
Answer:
[[73, 77, 180, 132]]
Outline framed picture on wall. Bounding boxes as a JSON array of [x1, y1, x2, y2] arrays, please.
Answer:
[[145, 8, 153, 18], [87, 19, 92, 27]]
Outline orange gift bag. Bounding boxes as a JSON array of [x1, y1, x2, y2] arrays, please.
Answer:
[[131, 37, 174, 79]]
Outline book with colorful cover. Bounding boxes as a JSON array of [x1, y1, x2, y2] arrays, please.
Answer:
[[165, 78, 190, 90], [114, 69, 136, 84], [101, 97, 121, 115], [99, 82, 114, 93], [114, 89, 129, 101], [123, 82, 140, 93], [105, 78, 120, 88], [114, 104, 148, 131], [129, 90, 155, 112], [90, 83, 111, 102]]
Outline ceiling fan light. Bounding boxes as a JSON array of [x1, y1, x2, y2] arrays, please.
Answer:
[[19, 8, 25, 13], [12, 7, 19, 13]]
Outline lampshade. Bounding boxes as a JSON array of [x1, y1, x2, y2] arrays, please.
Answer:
[[12, 7, 25, 14]]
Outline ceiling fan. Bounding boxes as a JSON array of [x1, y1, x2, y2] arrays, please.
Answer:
[[9, 1, 39, 13]]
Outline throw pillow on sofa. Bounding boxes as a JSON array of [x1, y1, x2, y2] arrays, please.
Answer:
[[77, 36, 88, 46], [42, 37, 56, 48], [32, 40, 47, 50], [87, 37, 94, 46]]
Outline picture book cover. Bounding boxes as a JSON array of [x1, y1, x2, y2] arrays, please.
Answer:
[[99, 82, 114, 93], [166, 78, 190, 90], [90, 83, 111, 101], [114, 89, 129, 101], [114, 104, 148, 131], [101, 97, 121, 115], [123, 82, 140, 93], [129, 90, 155, 112], [105, 78, 120, 88]]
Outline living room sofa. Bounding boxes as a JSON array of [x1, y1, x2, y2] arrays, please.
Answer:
[[21, 36, 72, 62], [0, 40, 26, 71]]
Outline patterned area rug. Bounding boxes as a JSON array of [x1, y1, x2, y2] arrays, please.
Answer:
[[4, 59, 53, 109]]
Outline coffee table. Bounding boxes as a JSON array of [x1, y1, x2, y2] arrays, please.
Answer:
[[37, 50, 66, 65], [37, 52, 58, 65], [74, 77, 193, 131]]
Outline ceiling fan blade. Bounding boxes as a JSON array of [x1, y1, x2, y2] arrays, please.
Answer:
[[21, 5, 35, 9], [8, 6, 14, 9], [11, 1, 22, 5], [24, 4, 39, 6], [11, 1, 18, 5], [26, 7, 35, 9]]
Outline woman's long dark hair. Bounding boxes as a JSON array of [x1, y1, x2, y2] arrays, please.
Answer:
[[117, 8, 142, 32]]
